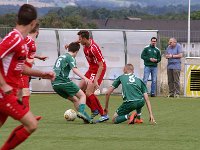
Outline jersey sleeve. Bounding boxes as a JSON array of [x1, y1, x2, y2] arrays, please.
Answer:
[[26, 38, 36, 59], [112, 76, 121, 88], [25, 38, 36, 67], [141, 47, 149, 61], [91, 45, 105, 63], [0, 32, 21, 59]]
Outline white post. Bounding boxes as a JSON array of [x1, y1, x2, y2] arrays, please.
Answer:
[[185, 0, 191, 97], [26, 0, 29, 4], [187, 0, 191, 57]]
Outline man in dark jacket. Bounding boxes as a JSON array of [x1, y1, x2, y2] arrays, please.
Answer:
[[141, 37, 161, 97]]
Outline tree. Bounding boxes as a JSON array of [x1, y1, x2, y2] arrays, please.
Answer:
[[191, 11, 200, 20]]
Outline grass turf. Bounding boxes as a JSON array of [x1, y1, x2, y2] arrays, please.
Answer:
[[0, 94, 200, 150]]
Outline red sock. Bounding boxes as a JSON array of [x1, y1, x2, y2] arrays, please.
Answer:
[[86, 96, 96, 112], [88, 94, 104, 115], [1, 126, 30, 150], [35, 116, 42, 121], [22, 96, 30, 109]]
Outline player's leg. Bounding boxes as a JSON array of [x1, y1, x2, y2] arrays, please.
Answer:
[[86, 83, 109, 122], [112, 112, 118, 123], [113, 101, 142, 124], [0, 93, 38, 150], [79, 78, 87, 92], [1, 111, 38, 150], [67, 97, 79, 111], [113, 103, 131, 124], [135, 108, 143, 124], [85, 71, 106, 118], [94, 69, 107, 117], [0, 113, 8, 128], [79, 78, 93, 110], [129, 101, 145, 124], [85, 82, 100, 112], [73, 89, 92, 123], [53, 82, 79, 111]]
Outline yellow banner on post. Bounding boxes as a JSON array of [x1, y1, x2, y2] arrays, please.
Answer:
[[185, 65, 200, 97]]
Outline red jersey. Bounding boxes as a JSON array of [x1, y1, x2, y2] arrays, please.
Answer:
[[0, 29, 28, 89], [83, 39, 106, 71], [18, 36, 37, 89], [25, 36, 36, 68]]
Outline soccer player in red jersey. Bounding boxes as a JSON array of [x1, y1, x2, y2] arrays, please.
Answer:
[[19, 22, 47, 111], [0, 4, 55, 150], [77, 30, 109, 122]]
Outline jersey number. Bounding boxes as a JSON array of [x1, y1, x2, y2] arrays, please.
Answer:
[[55, 58, 62, 67], [90, 73, 96, 81], [129, 75, 135, 83]]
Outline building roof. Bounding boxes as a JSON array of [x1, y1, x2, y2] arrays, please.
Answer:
[[92, 19, 200, 42], [93, 19, 200, 31]]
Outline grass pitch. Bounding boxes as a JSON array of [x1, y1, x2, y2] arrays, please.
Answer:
[[0, 94, 200, 150]]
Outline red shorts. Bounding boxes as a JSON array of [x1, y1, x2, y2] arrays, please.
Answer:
[[0, 89, 29, 121], [18, 75, 30, 89], [85, 68, 106, 85]]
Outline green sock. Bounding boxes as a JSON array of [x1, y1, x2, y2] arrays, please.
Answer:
[[83, 112, 91, 121], [78, 104, 91, 121], [78, 104, 85, 113], [136, 113, 141, 119], [114, 115, 128, 124]]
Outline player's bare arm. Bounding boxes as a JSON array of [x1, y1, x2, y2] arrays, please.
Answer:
[[22, 65, 55, 81], [34, 55, 48, 61], [72, 67, 91, 84], [144, 93, 156, 124], [104, 86, 115, 114], [0, 72, 13, 94], [94, 61, 104, 88]]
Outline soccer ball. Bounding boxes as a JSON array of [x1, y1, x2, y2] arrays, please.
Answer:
[[64, 109, 77, 121]]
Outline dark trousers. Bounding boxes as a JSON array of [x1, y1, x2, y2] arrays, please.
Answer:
[[167, 69, 181, 95]]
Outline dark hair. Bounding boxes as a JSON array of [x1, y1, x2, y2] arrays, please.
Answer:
[[17, 4, 37, 25], [68, 42, 80, 53], [77, 30, 90, 40], [151, 37, 157, 41], [29, 22, 39, 34]]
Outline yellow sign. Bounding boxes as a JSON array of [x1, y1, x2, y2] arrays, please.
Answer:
[[185, 65, 200, 97]]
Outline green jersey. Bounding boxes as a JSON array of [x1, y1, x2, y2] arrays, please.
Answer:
[[112, 73, 148, 102], [52, 53, 76, 85], [141, 45, 161, 67]]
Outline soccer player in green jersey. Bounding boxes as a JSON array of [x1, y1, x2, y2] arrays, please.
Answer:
[[104, 64, 156, 124], [52, 42, 93, 123]]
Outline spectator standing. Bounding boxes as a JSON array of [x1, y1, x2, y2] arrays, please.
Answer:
[[141, 37, 161, 97], [165, 38, 183, 98]]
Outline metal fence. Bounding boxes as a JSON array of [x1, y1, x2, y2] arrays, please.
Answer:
[[159, 30, 200, 57]]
